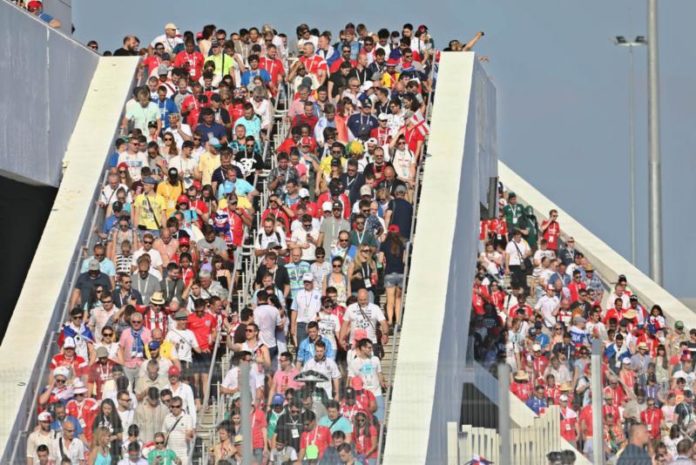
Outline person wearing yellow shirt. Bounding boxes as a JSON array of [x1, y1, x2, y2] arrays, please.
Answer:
[[133, 177, 167, 238], [195, 138, 222, 186], [204, 40, 236, 78], [156, 167, 184, 217]]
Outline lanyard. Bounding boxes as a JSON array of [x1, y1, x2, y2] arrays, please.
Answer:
[[356, 230, 365, 244]]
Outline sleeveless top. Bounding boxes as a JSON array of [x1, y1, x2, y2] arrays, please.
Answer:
[[326, 273, 348, 306], [95, 450, 111, 465]]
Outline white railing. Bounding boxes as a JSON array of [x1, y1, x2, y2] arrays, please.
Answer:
[[448, 406, 563, 465]]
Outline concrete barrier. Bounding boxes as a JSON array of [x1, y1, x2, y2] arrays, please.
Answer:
[[0, 57, 139, 461]]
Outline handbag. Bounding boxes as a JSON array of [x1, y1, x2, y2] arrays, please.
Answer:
[[512, 241, 533, 275]]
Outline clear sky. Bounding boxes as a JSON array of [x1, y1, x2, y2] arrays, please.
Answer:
[[73, 0, 696, 297]]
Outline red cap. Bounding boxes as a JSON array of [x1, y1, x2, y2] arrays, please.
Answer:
[[350, 377, 364, 390], [191, 180, 202, 191], [117, 162, 129, 170], [386, 58, 399, 67], [168, 366, 181, 377], [177, 195, 190, 205], [178, 236, 190, 246], [196, 32, 203, 40], [300, 136, 313, 146], [27, 1, 42, 10], [388, 224, 400, 234]]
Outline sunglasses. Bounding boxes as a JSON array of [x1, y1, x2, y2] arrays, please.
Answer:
[[102, 332, 114, 337], [155, 441, 165, 446], [144, 240, 153, 245], [170, 404, 182, 409]]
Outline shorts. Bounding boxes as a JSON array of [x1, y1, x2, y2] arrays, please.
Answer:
[[384, 273, 404, 288], [180, 360, 193, 379], [192, 351, 213, 374]]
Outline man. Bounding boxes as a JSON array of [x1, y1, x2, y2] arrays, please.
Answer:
[[318, 400, 353, 442], [255, 219, 288, 258], [616, 422, 651, 465], [204, 40, 236, 79], [117, 441, 147, 464], [134, 387, 169, 444], [117, 312, 151, 389], [268, 152, 300, 197], [70, 259, 112, 308], [297, 321, 335, 368], [122, 87, 161, 134], [505, 229, 531, 291], [147, 431, 180, 465], [340, 289, 389, 349], [384, 184, 413, 238], [132, 233, 164, 276], [667, 439, 695, 465], [302, 340, 341, 400], [26, 412, 57, 465], [53, 420, 86, 465], [131, 255, 160, 305], [254, 290, 284, 364], [273, 399, 304, 453], [133, 177, 166, 239], [526, 384, 548, 415], [347, 101, 378, 141], [166, 309, 200, 375], [162, 396, 195, 465], [135, 358, 168, 401], [297, 410, 331, 463], [292, 276, 323, 347], [187, 299, 217, 407], [318, 202, 351, 252], [164, 366, 197, 426], [348, 337, 386, 421]]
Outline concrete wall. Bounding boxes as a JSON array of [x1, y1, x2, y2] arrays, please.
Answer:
[[0, 57, 139, 462], [0, 0, 97, 187], [383, 53, 498, 465]]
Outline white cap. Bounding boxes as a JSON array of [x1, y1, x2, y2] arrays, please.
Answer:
[[63, 337, 76, 349], [559, 394, 568, 402], [622, 358, 632, 365], [72, 379, 88, 394], [302, 272, 314, 282], [53, 366, 70, 379], [322, 201, 332, 212], [361, 81, 374, 92], [366, 137, 378, 145], [532, 344, 541, 352], [38, 411, 52, 422], [378, 113, 389, 121], [299, 188, 310, 199]]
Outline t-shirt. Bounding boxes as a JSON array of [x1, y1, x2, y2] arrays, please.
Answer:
[[344, 303, 386, 343], [348, 355, 383, 397], [165, 328, 199, 363], [125, 102, 160, 133], [380, 240, 405, 274], [147, 448, 178, 465], [133, 193, 166, 231], [254, 304, 282, 348], [186, 312, 216, 351], [318, 415, 353, 436]]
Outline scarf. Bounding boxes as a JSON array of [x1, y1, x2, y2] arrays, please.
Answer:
[[130, 328, 145, 358]]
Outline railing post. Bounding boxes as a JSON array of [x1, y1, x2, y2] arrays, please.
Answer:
[[447, 422, 460, 465], [497, 363, 512, 465]]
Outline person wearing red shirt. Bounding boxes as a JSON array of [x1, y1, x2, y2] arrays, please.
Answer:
[[142, 291, 169, 334], [530, 345, 550, 380], [508, 295, 534, 321], [66, 381, 98, 442], [352, 411, 378, 460], [490, 282, 506, 312], [403, 117, 426, 160], [291, 193, 320, 219], [298, 43, 328, 85], [225, 198, 253, 247], [540, 210, 561, 252], [603, 298, 625, 326], [250, 403, 268, 454], [181, 82, 206, 129], [567, 271, 587, 303], [578, 404, 594, 452], [510, 371, 532, 402], [49, 337, 88, 381], [87, 347, 117, 400], [174, 40, 205, 81], [471, 274, 491, 316], [259, 45, 285, 88], [142, 46, 164, 76], [640, 397, 663, 440], [298, 411, 331, 462], [261, 195, 293, 230], [187, 298, 217, 404], [558, 395, 578, 445], [329, 46, 357, 74], [602, 384, 624, 417], [316, 189, 351, 220], [292, 102, 319, 131]]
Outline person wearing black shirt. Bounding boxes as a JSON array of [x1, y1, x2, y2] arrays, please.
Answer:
[[328, 62, 352, 99], [339, 159, 365, 205], [235, 136, 266, 184], [616, 423, 651, 465], [273, 400, 304, 453]]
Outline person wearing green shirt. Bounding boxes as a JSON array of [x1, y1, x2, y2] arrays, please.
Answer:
[[266, 394, 287, 439], [503, 192, 525, 238], [147, 432, 181, 465], [524, 205, 539, 249], [204, 41, 235, 78]]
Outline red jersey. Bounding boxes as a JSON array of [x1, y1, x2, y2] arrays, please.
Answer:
[[491, 290, 506, 311], [251, 408, 268, 449], [227, 102, 245, 123], [369, 127, 391, 146], [181, 94, 206, 128], [567, 281, 586, 303], [488, 218, 508, 241], [510, 381, 532, 402], [49, 354, 88, 378], [579, 405, 593, 437], [299, 55, 328, 77], [316, 192, 351, 219], [471, 284, 490, 316], [66, 397, 99, 441], [87, 361, 117, 400], [258, 56, 285, 86], [277, 136, 299, 155], [559, 407, 578, 443], [174, 50, 205, 81], [354, 424, 378, 458], [143, 308, 169, 334], [143, 55, 163, 76], [404, 124, 425, 154], [291, 200, 320, 219], [508, 304, 533, 320], [640, 407, 663, 439], [542, 220, 561, 251], [329, 57, 356, 74], [530, 355, 550, 379], [187, 311, 216, 351], [228, 208, 250, 247], [300, 425, 331, 458], [261, 207, 291, 232]]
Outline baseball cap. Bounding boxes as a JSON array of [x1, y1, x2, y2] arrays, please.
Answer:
[[63, 337, 76, 349], [168, 366, 181, 377], [532, 344, 541, 352], [164, 22, 177, 31], [351, 377, 364, 390], [394, 184, 407, 194], [88, 259, 100, 271], [332, 201, 342, 210], [300, 136, 312, 146], [298, 188, 310, 199], [38, 411, 52, 422], [271, 394, 284, 406], [157, 64, 169, 75], [559, 394, 568, 402], [143, 176, 157, 185], [322, 201, 332, 212], [208, 137, 222, 149], [366, 137, 378, 145], [302, 272, 314, 282], [360, 185, 372, 196], [96, 346, 109, 358], [148, 341, 161, 350], [178, 235, 190, 246], [378, 113, 389, 121]]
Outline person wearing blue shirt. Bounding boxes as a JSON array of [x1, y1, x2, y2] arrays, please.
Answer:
[[107, 138, 128, 169], [346, 102, 378, 141], [50, 403, 83, 438], [318, 400, 353, 439], [155, 87, 178, 129], [233, 104, 263, 140], [216, 168, 256, 200], [197, 108, 227, 144], [80, 244, 116, 278], [525, 386, 548, 415], [241, 55, 271, 87], [296, 325, 335, 367]]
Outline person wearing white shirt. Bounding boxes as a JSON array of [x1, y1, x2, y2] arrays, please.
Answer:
[[150, 23, 184, 55], [535, 286, 560, 329], [117, 441, 148, 465], [290, 215, 321, 261], [291, 276, 322, 346], [505, 230, 531, 291], [221, 358, 265, 402], [302, 340, 341, 399], [339, 289, 389, 347], [348, 338, 386, 420], [115, 391, 136, 434], [161, 399, 194, 465], [164, 367, 196, 426], [52, 420, 86, 465], [163, 113, 192, 149], [166, 312, 200, 365]]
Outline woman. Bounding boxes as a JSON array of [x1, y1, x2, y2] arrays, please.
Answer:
[[348, 246, 378, 303], [323, 256, 349, 307], [238, 323, 271, 370], [92, 398, 123, 463], [352, 411, 378, 465], [663, 424, 683, 458], [655, 344, 671, 390], [88, 426, 112, 465], [379, 226, 405, 328], [211, 255, 231, 291], [160, 133, 179, 158], [310, 247, 331, 291], [200, 184, 218, 218], [116, 164, 134, 192], [198, 24, 215, 58], [317, 157, 343, 194], [211, 420, 237, 463]]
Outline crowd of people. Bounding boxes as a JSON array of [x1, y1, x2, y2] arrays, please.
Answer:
[[473, 188, 696, 464], [21, 16, 484, 465]]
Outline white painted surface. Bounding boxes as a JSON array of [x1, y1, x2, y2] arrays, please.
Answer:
[[0, 57, 139, 458]]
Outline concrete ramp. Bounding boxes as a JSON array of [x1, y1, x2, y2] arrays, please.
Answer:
[[0, 57, 139, 462]]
